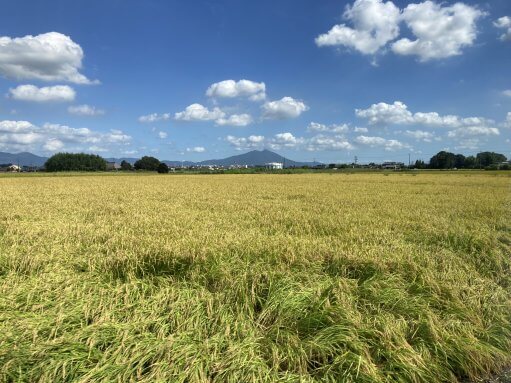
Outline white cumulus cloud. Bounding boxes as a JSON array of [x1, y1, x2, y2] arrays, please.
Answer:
[[356, 101, 413, 124], [43, 138, 65, 151], [138, 113, 171, 123], [68, 104, 105, 116], [305, 135, 354, 151], [0, 120, 41, 146], [225, 135, 265, 151], [0, 120, 131, 153], [215, 113, 253, 127], [226, 132, 354, 152], [0, 120, 33, 133], [269, 132, 305, 149], [404, 130, 437, 142], [494, 16, 511, 41], [392, 1, 485, 61], [315, 0, 400, 55], [0, 32, 96, 84], [175, 103, 225, 122], [262, 97, 309, 119], [9, 84, 75, 102], [355, 135, 410, 151], [447, 126, 500, 138], [317, 0, 485, 61], [158, 131, 168, 139], [206, 79, 266, 101], [307, 122, 349, 133], [356, 101, 492, 129], [186, 146, 206, 153]]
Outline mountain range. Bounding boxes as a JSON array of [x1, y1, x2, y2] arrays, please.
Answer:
[[1, 150, 321, 168], [0, 151, 48, 167]]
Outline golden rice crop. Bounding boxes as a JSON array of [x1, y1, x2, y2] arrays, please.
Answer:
[[0, 172, 510, 382]]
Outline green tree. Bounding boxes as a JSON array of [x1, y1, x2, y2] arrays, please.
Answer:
[[429, 151, 456, 169], [454, 154, 466, 169], [157, 162, 169, 174], [414, 160, 426, 169], [465, 156, 476, 169], [134, 156, 161, 171], [476, 152, 507, 167], [45, 153, 107, 172], [120, 160, 132, 171]]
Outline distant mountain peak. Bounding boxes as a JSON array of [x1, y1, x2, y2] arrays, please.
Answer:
[[195, 149, 318, 167], [0, 151, 48, 167]]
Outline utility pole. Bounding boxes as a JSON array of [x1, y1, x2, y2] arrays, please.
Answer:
[[408, 153, 411, 168], [354, 155, 358, 168]]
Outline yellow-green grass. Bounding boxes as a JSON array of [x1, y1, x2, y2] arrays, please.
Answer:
[[0, 172, 509, 382]]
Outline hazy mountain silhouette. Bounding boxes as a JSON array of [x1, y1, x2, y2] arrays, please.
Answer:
[[0, 151, 48, 166], [195, 149, 319, 167]]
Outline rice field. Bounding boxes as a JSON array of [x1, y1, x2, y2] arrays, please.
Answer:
[[0, 172, 510, 382]]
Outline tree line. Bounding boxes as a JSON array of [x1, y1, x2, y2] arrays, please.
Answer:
[[45, 154, 170, 173], [132, 156, 169, 173], [44, 151, 509, 172], [418, 151, 508, 170], [45, 153, 107, 172]]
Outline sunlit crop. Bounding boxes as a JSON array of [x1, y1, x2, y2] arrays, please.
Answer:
[[0, 172, 510, 382]]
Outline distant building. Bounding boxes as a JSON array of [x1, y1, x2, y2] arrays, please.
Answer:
[[0, 164, 20, 172], [106, 162, 121, 171], [381, 162, 404, 170], [265, 162, 283, 170]]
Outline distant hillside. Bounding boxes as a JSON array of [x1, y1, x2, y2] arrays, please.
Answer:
[[0, 152, 48, 167], [197, 150, 320, 167]]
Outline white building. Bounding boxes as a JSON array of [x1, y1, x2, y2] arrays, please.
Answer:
[[265, 162, 283, 170], [6, 164, 21, 172]]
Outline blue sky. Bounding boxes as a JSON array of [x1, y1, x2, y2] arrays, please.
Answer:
[[0, 0, 510, 163]]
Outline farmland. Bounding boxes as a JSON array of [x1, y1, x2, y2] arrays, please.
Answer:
[[0, 172, 510, 382]]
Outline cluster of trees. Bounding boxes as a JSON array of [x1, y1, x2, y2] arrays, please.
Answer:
[[120, 160, 132, 171], [133, 156, 169, 173], [45, 153, 171, 173], [424, 151, 508, 169], [110, 156, 171, 173], [45, 153, 107, 172]]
